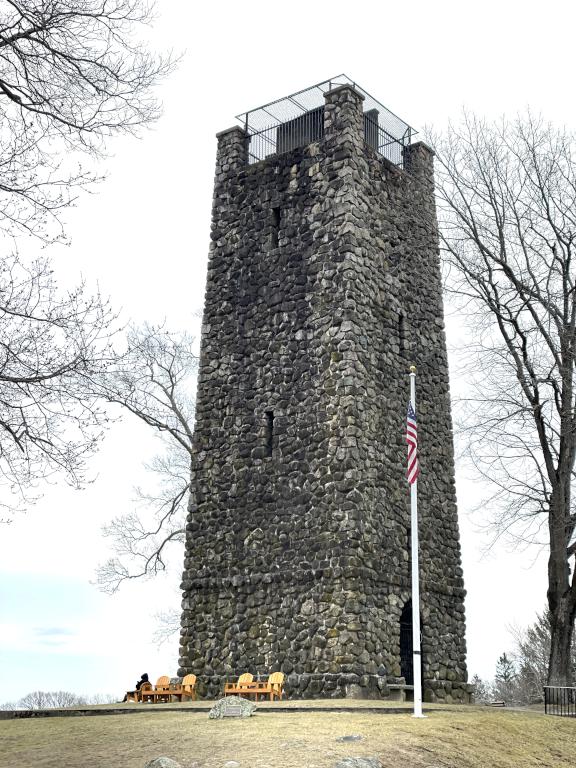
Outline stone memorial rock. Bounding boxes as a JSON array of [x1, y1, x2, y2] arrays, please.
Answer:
[[208, 696, 256, 720]]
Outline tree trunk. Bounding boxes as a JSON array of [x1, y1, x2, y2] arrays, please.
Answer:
[[548, 598, 576, 685], [547, 479, 576, 686]]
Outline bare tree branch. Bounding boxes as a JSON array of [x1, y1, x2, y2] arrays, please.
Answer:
[[0, 250, 117, 516], [92, 324, 197, 593], [430, 112, 576, 685], [0, 0, 175, 240]]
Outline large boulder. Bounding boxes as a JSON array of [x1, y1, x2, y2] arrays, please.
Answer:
[[208, 696, 257, 720]]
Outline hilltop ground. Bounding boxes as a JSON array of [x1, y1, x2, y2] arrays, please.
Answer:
[[0, 700, 574, 768]]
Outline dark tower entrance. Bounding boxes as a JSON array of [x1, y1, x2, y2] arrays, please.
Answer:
[[400, 600, 414, 685]]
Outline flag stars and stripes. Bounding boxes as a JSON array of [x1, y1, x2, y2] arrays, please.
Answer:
[[406, 402, 420, 484]]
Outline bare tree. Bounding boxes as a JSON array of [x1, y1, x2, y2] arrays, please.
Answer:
[[470, 673, 492, 703], [17, 690, 87, 709], [94, 324, 197, 593], [0, 2, 174, 512], [0, 251, 116, 518], [17, 690, 52, 709], [84, 692, 116, 705], [3, 690, 115, 709], [432, 113, 576, 685], [0, 0, 174, 240], [48, 690, 88, 708], [511, 609, 576, 703]]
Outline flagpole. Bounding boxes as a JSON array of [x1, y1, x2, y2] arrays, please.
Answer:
[[409, 365, 425, 718]]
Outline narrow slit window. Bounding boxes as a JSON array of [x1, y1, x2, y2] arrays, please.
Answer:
[[271, 207, 281, 248], [399, 312, 406, 355], [265, 411, 274, 457]]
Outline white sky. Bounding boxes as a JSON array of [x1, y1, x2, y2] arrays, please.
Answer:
[[0, 0, 571, 703]]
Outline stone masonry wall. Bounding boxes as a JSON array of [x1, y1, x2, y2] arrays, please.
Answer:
[[179, 85, 470, 702]]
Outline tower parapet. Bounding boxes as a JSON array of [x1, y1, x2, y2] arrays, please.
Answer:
[[180, 77, 470, 702]]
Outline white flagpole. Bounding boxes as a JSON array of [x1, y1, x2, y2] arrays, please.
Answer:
[[409, 365, 425, 718]]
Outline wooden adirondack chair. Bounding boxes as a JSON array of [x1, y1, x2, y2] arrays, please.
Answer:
[[136, 683, 154, 702], [259, 672, 285, 701], [181, 673, 197, 701], [140, 679, 155, 703], [169, 674, 197, 702], [154, 675, 171, 703], [140, 675, 170, 704], [224, 672, 254, 696], [125, 681, 151, 704], [268, 671, 285, 700]]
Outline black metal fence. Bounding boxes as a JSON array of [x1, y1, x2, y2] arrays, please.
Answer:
[[240, 76, 414, 169], [364, 114, 408, 167], [544, 685, 576, 717], [246, 109, 410, 168], [247, 107, 324, 165]]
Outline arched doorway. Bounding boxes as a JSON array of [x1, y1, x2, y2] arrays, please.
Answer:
[[399, 599, 414, 685]]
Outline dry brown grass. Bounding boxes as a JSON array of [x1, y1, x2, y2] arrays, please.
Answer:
[[0, 703, 574, 768]]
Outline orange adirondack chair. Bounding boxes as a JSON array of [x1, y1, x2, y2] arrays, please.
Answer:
[[126, 681, 152, 703], [224, 672, 254, 696], [266, 672, 284, 701], [171, 673, 198, 701], [259, 672, 285, 701], [154, 675, 171, 703], [140, 675, 170, 704], [181, 674, 197, 701]]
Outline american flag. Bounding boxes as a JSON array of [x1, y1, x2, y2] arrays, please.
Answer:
[[406, 402, 420, 484]]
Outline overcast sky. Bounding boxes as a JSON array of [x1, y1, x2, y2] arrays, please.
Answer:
[[1, 0, 572, 703]]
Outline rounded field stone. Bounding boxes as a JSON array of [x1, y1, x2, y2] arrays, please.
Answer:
[[144, 758, 182, 768]]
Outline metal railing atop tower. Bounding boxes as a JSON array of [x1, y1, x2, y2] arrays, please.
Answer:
[[236, 75, 416, 168]]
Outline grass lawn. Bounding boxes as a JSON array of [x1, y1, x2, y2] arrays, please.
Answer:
[[0, 703, 574, 768]]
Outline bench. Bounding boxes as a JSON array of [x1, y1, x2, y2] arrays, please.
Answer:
[[387, 683, 414, 702]]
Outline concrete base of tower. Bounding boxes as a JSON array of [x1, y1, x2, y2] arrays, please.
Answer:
[[179, 669, 474, 702], [423, 680, 475, 704], [286, 673, 388, 699]]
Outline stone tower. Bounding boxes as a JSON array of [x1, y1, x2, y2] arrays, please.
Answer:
[[179, 77, 469, 702]]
